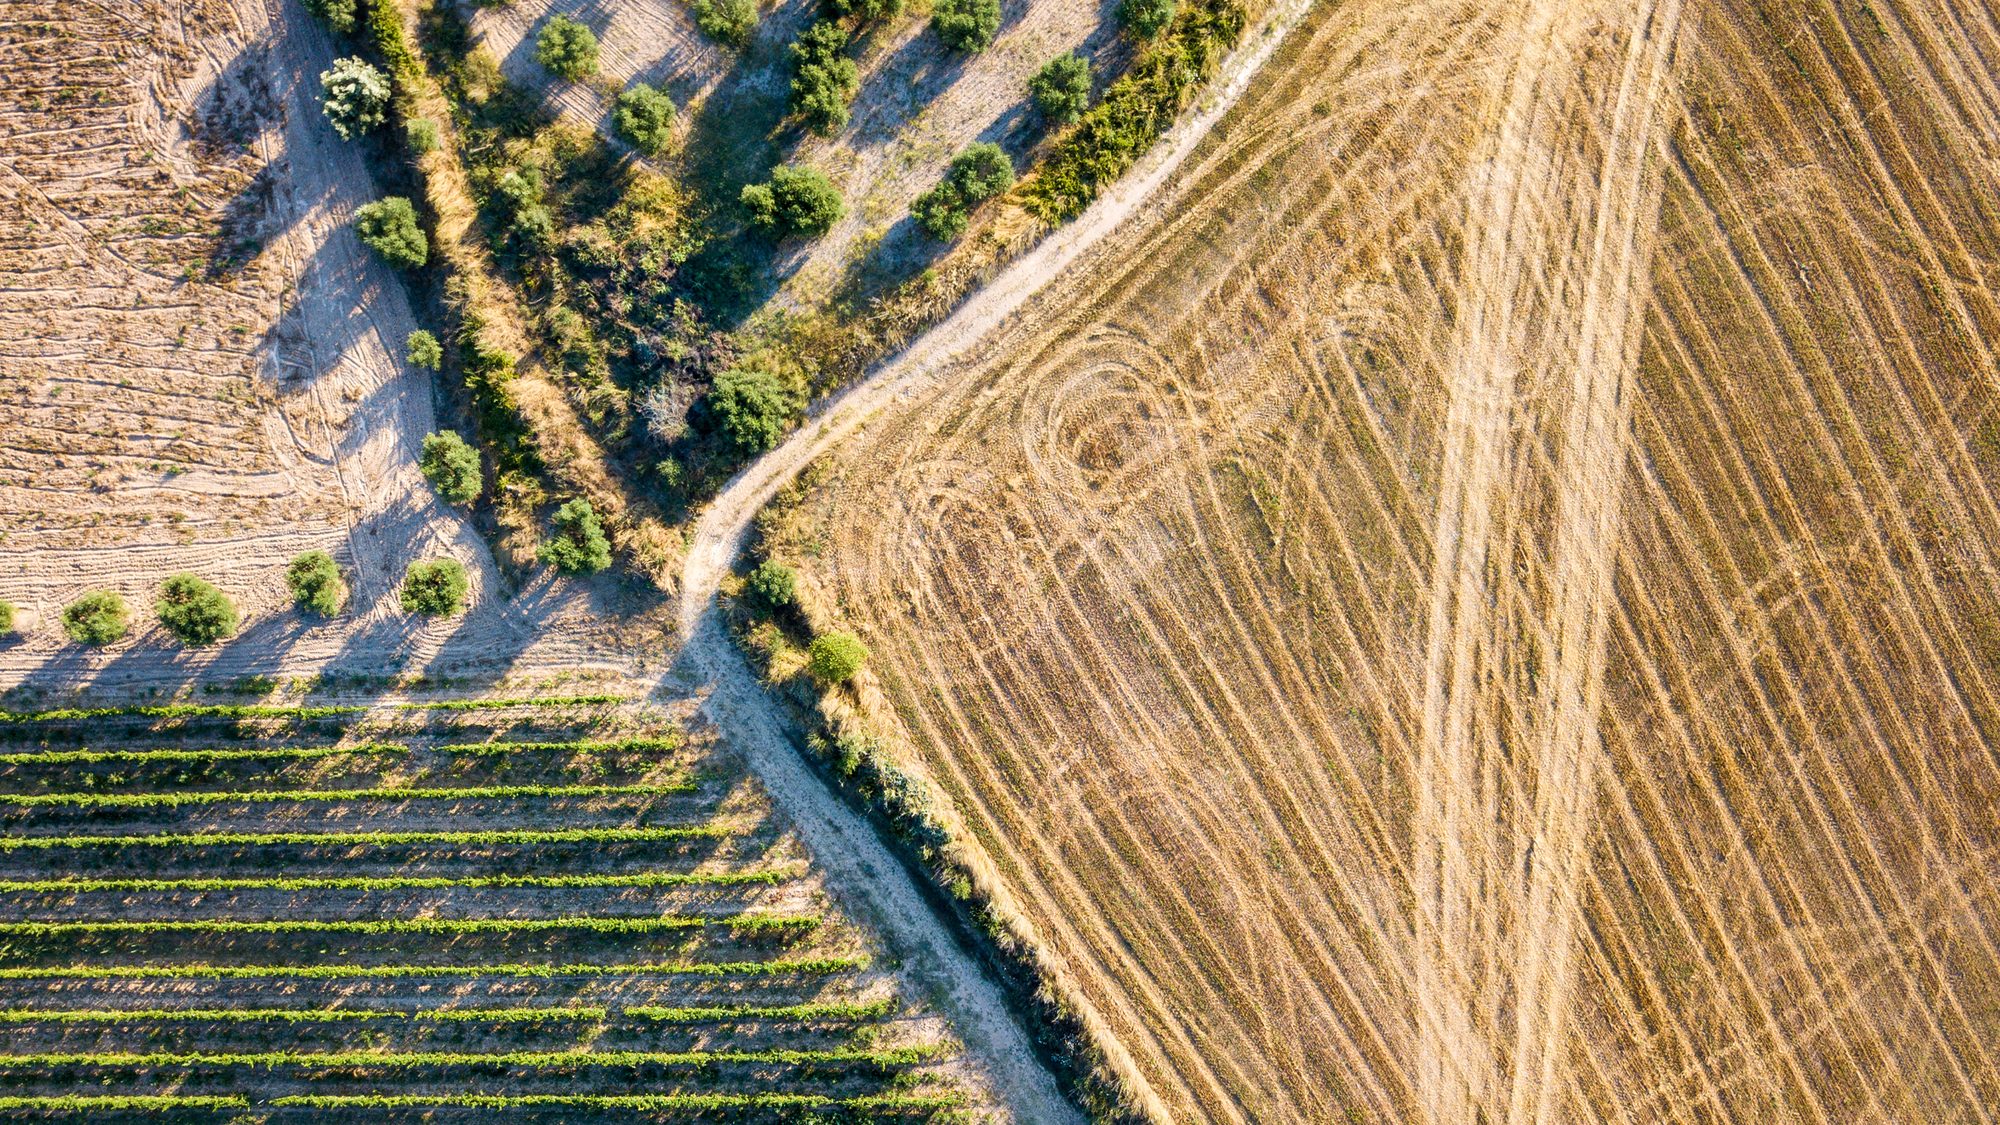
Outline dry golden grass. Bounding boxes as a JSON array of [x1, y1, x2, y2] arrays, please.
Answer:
[[782, 0, 2000, 1120]]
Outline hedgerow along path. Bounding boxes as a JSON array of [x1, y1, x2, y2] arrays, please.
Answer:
[[0, 698, 974, 1117]]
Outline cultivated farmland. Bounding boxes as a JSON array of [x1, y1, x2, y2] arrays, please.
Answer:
[[780, 0, 2000, 1121], [0, 696, 981, 1118]]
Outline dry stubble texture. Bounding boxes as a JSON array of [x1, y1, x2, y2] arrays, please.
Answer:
[[796, 0, 2000, 1121]]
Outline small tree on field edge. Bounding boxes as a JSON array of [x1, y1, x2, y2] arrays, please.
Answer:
[[742, 165, 844, 238], [789, 21, 858, 136], [319, 57, 391, 140], [744, 560, 797, 613], [305, 0, 357, 35], [614, 84, 677, 155], [0, 600, 15, 635], [157, 574, 240, 647], [419, 430, 482, 505], [912, 142, 1014, 241], [931, 0, 999, 51], [1029, 53, 1091, 124], [61, 591, 129, 646], [401, 559, 469, 616], [536, 15, 600, 81], [406, 330, 443, 370], [808, 630, 869, 684], [692, 0, 759, 47], [355, 197, 428, 269], [539, 499, 614, 573], [707, 362, 805, 453], [286, 551, 347, 617], [1117, 0, 1175, 37]]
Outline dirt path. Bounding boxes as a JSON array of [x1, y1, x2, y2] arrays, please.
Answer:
[[1413, 1, 1682, 1122], [674, 1, 1312, 1117]]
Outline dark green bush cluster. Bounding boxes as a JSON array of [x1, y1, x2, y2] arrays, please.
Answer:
[[285, 551, 347, 617], [400, 559, 469, 617], [419, 430, 483, 505], [61, 592, 128, 647], [825, 0, 903, 23], [304, 0, 357, 34], [493, 167, 554, 253], [706, 361, 805, 453], [613, 84, 676, 155], [156, 574, 239, 647], [743, 561, 797, 613], [911, 142, 1013, 241], [1028, 52, 1091, 124], [692, 0, 759, 46], [1021, 0, 1244, 222], [931, 0, 999, 51], [807, 630, 868, 683], [741, 165, 844, 239], [0, 600, 14, 635], [538, 499, 613, 573], [1118, 0, 1176, 37], [354, 197, 428, 268], [788, 21, 858, 135], [535, 15, 599, 81], [405, 329, 442, 370]]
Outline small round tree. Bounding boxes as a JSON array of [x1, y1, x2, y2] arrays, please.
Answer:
[[708, 362, 805, 453], [355, 197, 428, 269], [286, 550, 347, 617], [789, 22, 858, 136], [0, 599, 15, 636], [912, 142, 1013, 241], [743, 560, 797, 613], [305, 0, 358, 35], [1117, 0, 1174, 37], [62, 591, 129, 646], [536, 15, 600, 81], [931, 0, 999, 51], [538, 498, 613, 573], [406, 329, 443, 370], [692, 0, 759, 47], [807, 630, 869, 684], [401, 559, 469, 616], [419, 430, 482, 505], [156, 574, 240, 647], [319, 57, 391, 140], [1029, 53, 1091, 124], [741, 165, 844, 238], [613, 84, 677, 155]]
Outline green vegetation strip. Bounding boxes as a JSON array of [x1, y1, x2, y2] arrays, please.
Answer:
[[0, 695, 625, 723], [0, 825, 731, 850], [629, 998, 896, 1022], [0, 781, 690, 808], [0, 1046, 942, 1068], [268, 1094, 962, 1110], [432, 737, 681, 755], [0, 914, 815, 936], [0, 1096, 250, 1111], [0, 1006, 609, 1024], [0, 870, 788, 893], [0, 957, 863, 981], [0, 743, 408, 765]]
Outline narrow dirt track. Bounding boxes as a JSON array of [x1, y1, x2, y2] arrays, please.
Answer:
[[673, 2, 1312, 1118]]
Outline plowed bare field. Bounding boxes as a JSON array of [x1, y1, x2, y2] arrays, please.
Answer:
[[786, 0, 2000, 1120]]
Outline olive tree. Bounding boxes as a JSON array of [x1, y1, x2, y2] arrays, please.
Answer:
[[536, 15, 600, 81], [539, 499, 613, 573], [319, 57, 391, 140], [406, 330, 442, 370], [401, 559, 469, 616], [355, 197, 428, 269], [808, 630, 869, 683], [419, 430, 482, 505], [156, 574, 240, 647], [707, 362, 805, 453], [613, 84, 676, 155], [741, 165, 844, 238], [1029, 53, 1091, 124], [286, 550, 347, 617], [62, 591, 129, 646], [931, 0, 999, 51]]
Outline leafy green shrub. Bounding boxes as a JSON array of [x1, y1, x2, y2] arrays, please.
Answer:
[[1029, 52, 1091, 123], [536, 15, 599, 81], [692, 0, 759, 47], [156, 574, 239, 647], [419, 430, 482, 505], [318, 57, 390, 140], [911, 142, 1013, 241], [405, 116, 441, 154], [807, 630, 869, 683], [789, 21, 858, 135], [743, 561, 797, 613], [491, 167, 554, 252], [931, 0, 999, 51], [285, 551, 347, 617], [538, 499, 613, 573], [826, 0, 903, 22], [741, 165, 844, 238], [305, 0, 357, 34], [400, 559, 469, 617], [0, 600, 14, 635], [613, 84, 676, 155], [1118, 0, 1175, 36], [405, 330, 442, 370], [355, 197, 428, 268], [707, 362, 804, 452], [61, 592, 128, 646]]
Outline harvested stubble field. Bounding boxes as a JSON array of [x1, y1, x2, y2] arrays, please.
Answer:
[[779, 0, 2000, 1120], [0, 0, 636, 688], [0, 697, 983, 1119]]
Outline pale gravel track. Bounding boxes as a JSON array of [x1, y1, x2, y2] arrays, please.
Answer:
[[673, 2, 1313, 1118]]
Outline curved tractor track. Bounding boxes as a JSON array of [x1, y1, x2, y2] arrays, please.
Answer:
[[674, 1, 1312, 1119]]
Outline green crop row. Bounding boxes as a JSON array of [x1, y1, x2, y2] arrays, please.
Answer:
[[0, 869, 789, 893], [627, 998, 897, 1023], [0, 824, 730, 850], [0, 694, 628, 724], [0, 957, 865, 981], [0, 913, 814, 936], [0, 1006, 610, 1024], [0, 1044, 944, 1068], [0, 743, 409, 766], [431, 736, 682, 755], [267, 1093, 963, 1110], [0, 780, 690, 808], [0, 1095, 250, 1110]]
